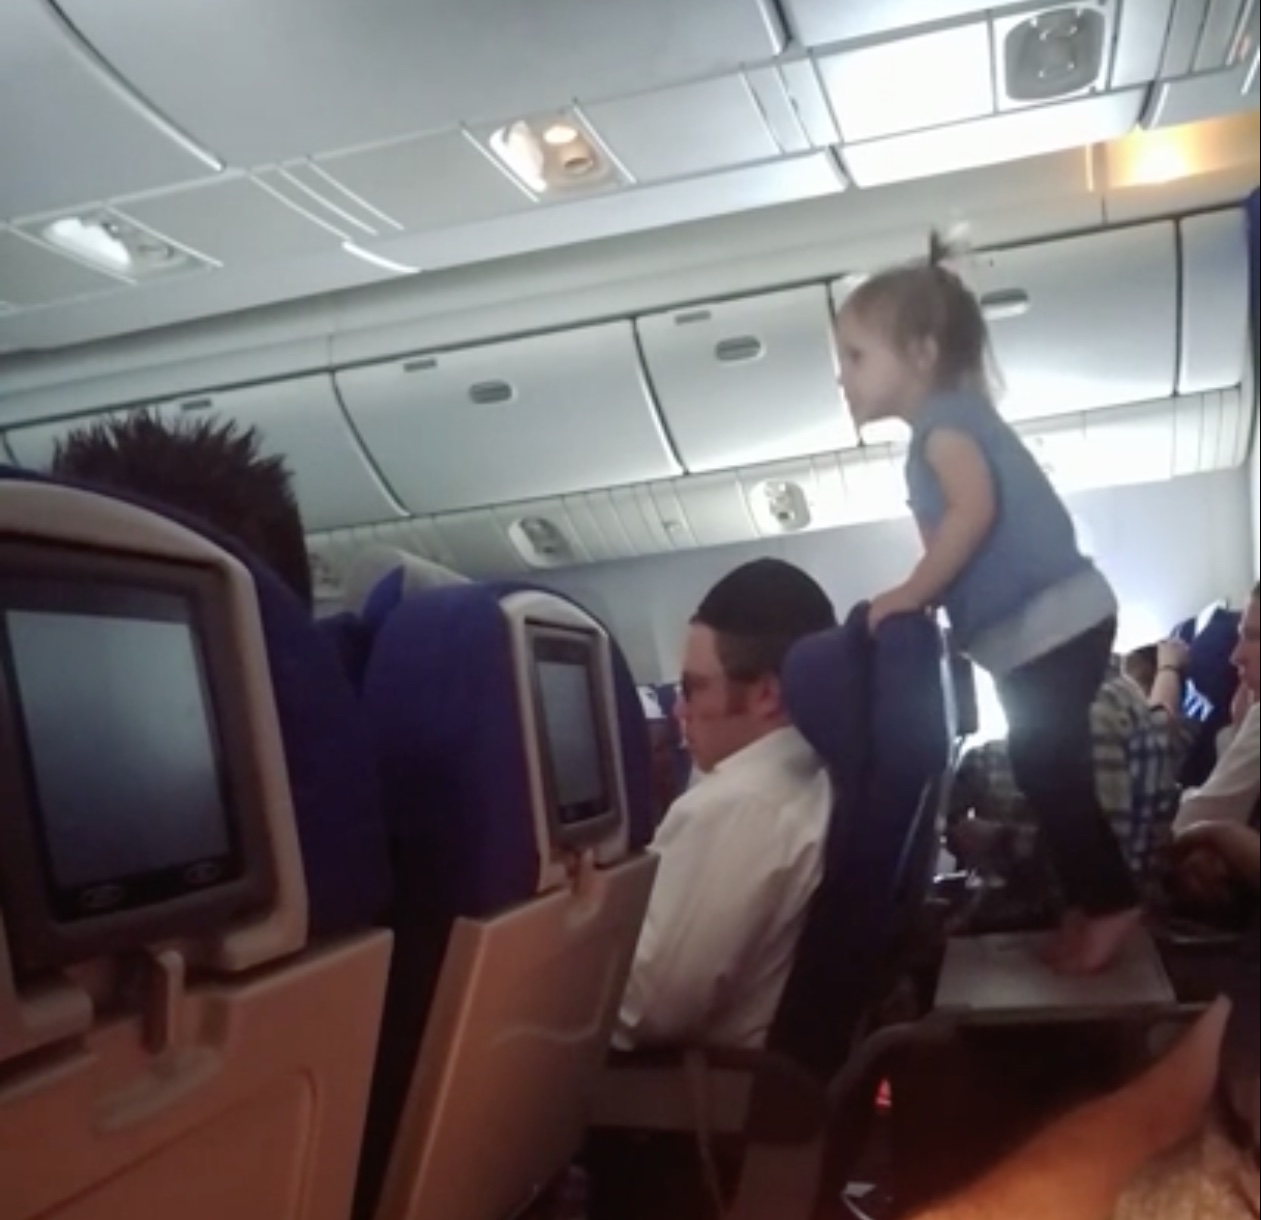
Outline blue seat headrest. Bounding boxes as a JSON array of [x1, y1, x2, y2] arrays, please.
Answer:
[[362, 582, 538, 914], [782, 610, 872, 805], [360, 569, 654, 852]]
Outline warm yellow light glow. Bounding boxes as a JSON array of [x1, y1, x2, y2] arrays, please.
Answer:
[[1108, 128, 1195, 187], [1103, 113, 1258, 191], [542, 123, 578, 146]]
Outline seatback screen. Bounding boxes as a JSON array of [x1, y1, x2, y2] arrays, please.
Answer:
[[531, 629, 612, 831], [0, 581, 237, 919]]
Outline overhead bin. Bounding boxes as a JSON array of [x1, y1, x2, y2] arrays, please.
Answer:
[[336, 322, 680, 515], [162, 376, 404, 532], [1018, 390, 1250, 495], [3, 412, 127, 470], [1177, 209, 1251, 394], [3, 375, 402, 533], [967, 221, 1179, 423], [636, 285, 856, 473]]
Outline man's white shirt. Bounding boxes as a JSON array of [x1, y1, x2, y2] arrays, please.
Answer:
[[616, 726, 831, 1050], [1175, 702, 1260, 831]]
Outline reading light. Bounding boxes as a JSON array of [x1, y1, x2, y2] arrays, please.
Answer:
[[484, 113, 620, 197], [45, 216, 131, 272], [543, 123, 579, 146], [42, 214, 190, 277]]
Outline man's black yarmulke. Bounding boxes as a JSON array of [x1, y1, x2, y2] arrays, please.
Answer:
[[694, 558, 836, 638]]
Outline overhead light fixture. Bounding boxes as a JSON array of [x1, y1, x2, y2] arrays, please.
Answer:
[[341, 240, 420, 275], [759, 480, 812, 531], [508, 516, 574, 567], [482, 112, 621, 198], [42, 213, 194, 278], [1004, 7, 1107, 102], [542, 123, 579, 146]]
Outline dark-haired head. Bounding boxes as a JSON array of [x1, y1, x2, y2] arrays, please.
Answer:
[[679, 559, 835, 772], [835, 230, 995, 431], [53, 412, 313, 608]]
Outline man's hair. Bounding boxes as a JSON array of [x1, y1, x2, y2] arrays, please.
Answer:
[[693, 558, 836, 683], [52, 412, 313, 607]]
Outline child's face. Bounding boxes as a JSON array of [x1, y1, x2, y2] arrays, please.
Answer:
[[835, 306, 932, 429]]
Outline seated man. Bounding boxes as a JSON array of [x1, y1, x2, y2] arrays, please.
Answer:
[[948, 651, 1189, 911], [52, 412, 313, 607], [1175, 583, 1261, 834], [615, 559, 836, 1050]]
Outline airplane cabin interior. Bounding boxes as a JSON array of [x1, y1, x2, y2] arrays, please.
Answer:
[[1, 1, 1259, 1218]]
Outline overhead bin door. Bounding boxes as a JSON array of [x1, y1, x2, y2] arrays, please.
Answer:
[[160, 375, 403, 532], [3, 408, 142, 470], [1177, 209, 1250, 394], [336, 322, 680, 515], [970, 221, 1178, 423], [637, 285, 856, 474], [3, 376, 401, 533]]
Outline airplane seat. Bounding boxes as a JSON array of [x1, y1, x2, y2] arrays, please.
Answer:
[[588, 605, 953, 1220], [1171, 605, 1244, 787], [0, 473, 392, 1220], [949, 650, 979, 746], [0, 466, 393, 940], [357, 568, 656, 853], [317, 608, 374, 691], [354, 581, 658, 1220]]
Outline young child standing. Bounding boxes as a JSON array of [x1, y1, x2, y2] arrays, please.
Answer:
[[835, 234, 1139, 974]]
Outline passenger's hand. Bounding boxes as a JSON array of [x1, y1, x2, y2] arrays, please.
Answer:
[[868, 586, 925, 633], [946, 817, 1007, 870], [1169, 842, 1234, 910], [1156, 638, 1190, 674]]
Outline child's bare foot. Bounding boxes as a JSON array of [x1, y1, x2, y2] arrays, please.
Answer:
[[1053, 907, 1143, 975], [1041, 909, 1088, 969], [1126, 997, 1232, 1156]]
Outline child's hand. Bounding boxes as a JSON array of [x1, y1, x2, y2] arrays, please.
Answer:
[[868, 585, 925, 632]]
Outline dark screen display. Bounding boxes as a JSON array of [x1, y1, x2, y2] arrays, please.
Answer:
[[1, 586, 234, 912], [534, 645, 609, 828]]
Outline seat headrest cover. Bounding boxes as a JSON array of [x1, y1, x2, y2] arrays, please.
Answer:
[[769, 605, 950, 1080], [353, 550, 469, 626], [782, 604, 873, 806], [0, 466, 392, 939], [361, 583, 540, 915]]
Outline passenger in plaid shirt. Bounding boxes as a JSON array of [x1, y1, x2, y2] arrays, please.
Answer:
[[949, 659, 1191, 903]]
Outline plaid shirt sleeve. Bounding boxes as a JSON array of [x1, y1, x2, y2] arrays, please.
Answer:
[[1091, 681, 1185, 884]]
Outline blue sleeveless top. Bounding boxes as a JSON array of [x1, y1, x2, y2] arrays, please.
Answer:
[[905, 391, 1093, 649]]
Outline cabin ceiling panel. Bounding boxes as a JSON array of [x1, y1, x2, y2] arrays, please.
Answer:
[[56, 0, 786, 166]]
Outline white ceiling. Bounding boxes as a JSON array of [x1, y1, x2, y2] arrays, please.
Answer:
[[1, 0, 1257, 356]]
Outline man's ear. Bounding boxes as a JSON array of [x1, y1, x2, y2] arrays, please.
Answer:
[[748, 672, 787, 721]]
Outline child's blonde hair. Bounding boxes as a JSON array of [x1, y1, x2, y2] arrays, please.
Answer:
[[843, 231, 998, 397]]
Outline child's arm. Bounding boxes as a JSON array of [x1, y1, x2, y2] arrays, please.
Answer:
[[871, 429, 995, 627]]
